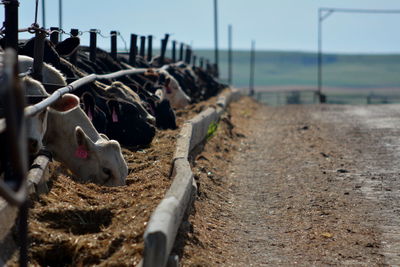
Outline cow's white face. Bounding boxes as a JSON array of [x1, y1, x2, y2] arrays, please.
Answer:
[[159, 70, 191, 109], [73, 127, 128, 186]]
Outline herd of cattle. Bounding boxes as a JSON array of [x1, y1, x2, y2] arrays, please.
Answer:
[[0, 35, 227, 187]]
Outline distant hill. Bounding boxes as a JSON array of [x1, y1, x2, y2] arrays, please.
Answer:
[[149, 49, 400, 90]]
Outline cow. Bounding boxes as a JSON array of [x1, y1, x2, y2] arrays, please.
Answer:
[[44, 94, 128, 186], [156, 69, 191, 109], [16, 55, 128, 186]]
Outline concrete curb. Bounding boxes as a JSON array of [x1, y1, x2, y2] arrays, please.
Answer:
[[141, 88, 241, 267]]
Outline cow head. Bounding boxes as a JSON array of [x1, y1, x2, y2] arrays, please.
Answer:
[[73, 126, 127, 186], [158, 70, 191, 109], [44, 97, 128, 187]]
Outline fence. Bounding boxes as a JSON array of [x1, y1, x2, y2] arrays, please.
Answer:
[[0, 1, 218, 266]]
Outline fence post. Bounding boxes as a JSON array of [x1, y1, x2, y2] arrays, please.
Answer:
[[179, 43, 184, 61], [192, 55, 197, 67], [69, 29, 79, 65], [140, 36, 146, 58], [50, 27, 59, 45], [129, 34, 138, 66], [200, 57, 204, 69], [110, 30, 117, 60], [90, 29, 97, 62], [249, 40, 255, 96], [185, 46, 191, 64], [32, 30, 46, 82], [147, 35, 153, 61], [172, 40, 176, 62], [4, 0, 19, 55]]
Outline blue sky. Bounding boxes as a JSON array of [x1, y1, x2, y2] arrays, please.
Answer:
[[6, 0, 400, 53]]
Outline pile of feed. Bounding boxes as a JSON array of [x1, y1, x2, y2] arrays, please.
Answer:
[[6, 93, 223, 266]]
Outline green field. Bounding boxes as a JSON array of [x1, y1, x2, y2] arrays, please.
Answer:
[[190, 50, 400, 89]]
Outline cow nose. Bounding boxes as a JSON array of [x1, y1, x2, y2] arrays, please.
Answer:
[[28, 139, 39, 154]]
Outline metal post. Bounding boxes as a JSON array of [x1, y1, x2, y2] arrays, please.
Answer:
[[172, 40, 176, 62], [318, 9, 322, 99], [58, 0, 62, 40], [140, 36, 146, 58], [69, 29, 79, 65], [32, 30, 46, 82], [50, 27, 59, 45], [213, 0, 219, 78], [179, 43, 184, 61], [4, 0, 19, 55], [200, 57, 204, 68], [249, 40, 255, 96], [129, 34, 138, 65], [110, 31, 117, 60], [90, 29, 97, 62], [228, 24, 233, 85], [147, 35, 153, 61], [0, 49, 29, 267], [41, 0, 45, 28]]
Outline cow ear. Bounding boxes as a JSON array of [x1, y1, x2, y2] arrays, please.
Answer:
[[51, 94, 79, 112], [55, 37, 80, 56], [74, 126, 94, 154]]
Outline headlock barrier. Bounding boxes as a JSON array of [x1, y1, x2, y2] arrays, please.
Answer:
[[0, 1, 230, 266]]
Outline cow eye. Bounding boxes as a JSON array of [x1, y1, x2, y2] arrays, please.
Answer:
[[103, 168, 112, 176]]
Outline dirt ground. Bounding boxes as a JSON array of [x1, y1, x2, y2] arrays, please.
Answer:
[[178, 98, 400, 266], [6, 95, 400, 266]]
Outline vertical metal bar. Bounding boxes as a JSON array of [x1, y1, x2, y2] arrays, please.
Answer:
[[213, 0, 219, 78], [318, 9, 322, 98], [1, 48, 28, 267], [69, 29, 79, 65], [147, 35, 153, 61], [200, 57, 204, 69], [249, 40, 255, 96], [32, 30, 46, 82], [179, 43, 184, 61], [140, 36, 146, 58], [4, 0, 19, 56], [50, 27, 59, 44], [58, 0, 62, 40], [129, 34, 138, 65], [41, 0, 45, 28], [228, 24, 233, 85], [172, 40, 176, 62], [90, 29, 97, 62], [110, 31, 117, 60]]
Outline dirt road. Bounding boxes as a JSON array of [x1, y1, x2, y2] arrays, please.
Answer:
[[179, 99, 400, 266]]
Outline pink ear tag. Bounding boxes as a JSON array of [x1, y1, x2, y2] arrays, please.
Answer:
[[75, 145, 89, 159], [87, 108, 93, 121], [112, 107, 119, 122]]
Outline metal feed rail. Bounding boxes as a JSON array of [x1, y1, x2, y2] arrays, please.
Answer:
[[0, 67, 150, 133]]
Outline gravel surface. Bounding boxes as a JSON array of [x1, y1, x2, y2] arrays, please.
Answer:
[[179, 99, 400, 266]]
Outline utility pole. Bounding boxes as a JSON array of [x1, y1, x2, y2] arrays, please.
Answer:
[[41, 0, 45, 28], [58, 0, 62, 40], [249, 40, 255, 96], [228, 24, 233, 85], [213, 0, 219, 78]]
